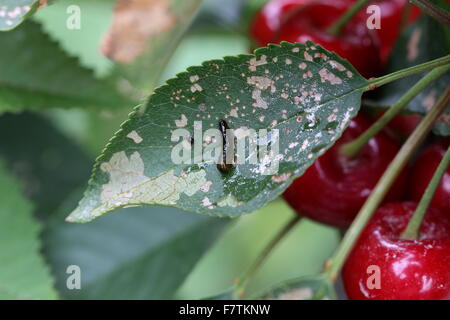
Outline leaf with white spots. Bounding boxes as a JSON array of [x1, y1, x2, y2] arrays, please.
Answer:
[[0, 0, 40, 31], [370, 10, 450, 136], [68, 41, 368, 222], [258, 276, 336, 300]]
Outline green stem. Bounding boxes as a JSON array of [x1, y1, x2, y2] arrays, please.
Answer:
[[235, 215, 301, 297], [409, 0, 450, 27], [402, 145, 450, 240], [325, 84, 450, 282], [341, 65, 450, 158], [327, 0, 372, 36], [366, 55, 450, 90]]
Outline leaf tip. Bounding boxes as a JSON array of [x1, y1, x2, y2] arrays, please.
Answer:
[[65, 204, 96, 223]]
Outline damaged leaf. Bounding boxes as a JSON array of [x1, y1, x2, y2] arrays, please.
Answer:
[[102, 0, 176, 64], [0, 0, 37, 31], [68, 41, 368, 223], [102, 0, 202, 91]]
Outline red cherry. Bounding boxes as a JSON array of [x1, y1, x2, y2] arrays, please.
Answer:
[[409, 140, 450, 213], [353, 0, 406, 64], [273, 0, 381, 78], [388, 114, 422, 138], [343, 202, 450, 300], [406, 0, 450, 23], [283, 113, 407, 228], [409, 4, 422, 23], [375, 111, 422, 139], [249, 0, 310, 47]]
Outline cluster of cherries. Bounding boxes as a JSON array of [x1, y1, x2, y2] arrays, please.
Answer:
[[250, 0, 450, 300]]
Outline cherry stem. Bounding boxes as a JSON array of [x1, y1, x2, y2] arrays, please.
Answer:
[[402, 145, 450, 240], [234, 215, 301, 297], [366, 55, 450, 89], [409, 0, 450, 27], [341, 65, 450, 158], [327, 0, 372, 37], [324, 84, 450, 283]]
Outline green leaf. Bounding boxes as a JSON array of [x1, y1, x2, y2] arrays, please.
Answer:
[[0, 112, 92, 217], [33, 0, 115, 77], [203, 288, 236, 300], [257, 276, 336, 300], [0, 20, 130, 113], [68, 41, 368, 222], [0, 0, 39, 31], [0, 159, 57, 299], [43, 194, 229, 299], [105, 0, 203, 93], [176, 199, 340, 299], [371, 12, 450, 136]]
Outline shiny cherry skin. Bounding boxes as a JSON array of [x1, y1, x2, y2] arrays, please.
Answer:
[[343, 202, 450, 300], [283, 113, 407, 228], [409, 140, 450, 213], [273, 0, 381, 78], [352, 0, 407, 64], [249, 0, 309, 47], [388, 114, 422, 138], [375, 111, 422, 139]]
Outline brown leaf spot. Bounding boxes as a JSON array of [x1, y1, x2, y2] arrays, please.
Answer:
[[101, 0, 176, 64]]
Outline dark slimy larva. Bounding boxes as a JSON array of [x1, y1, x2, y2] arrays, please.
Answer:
[[217, 119, 235, 173]]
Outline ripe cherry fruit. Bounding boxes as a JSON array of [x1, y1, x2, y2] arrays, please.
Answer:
[[343, 202, 450, 300], [352, 0, 407, 64], [375, 111, 422, 139], [272, 0, 381, 78], [249, 0, 309, 47], [409, 140, 450, 213], [388, 114, 422, 138], [283, 113, 407, 228]]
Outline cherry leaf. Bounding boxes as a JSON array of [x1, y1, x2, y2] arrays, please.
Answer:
[[68, 41, 368, 223], [0, 20, 131, 113], [102, 0, 203, 92], [0, 0, 49, 31], [0, 159, 57, 299]]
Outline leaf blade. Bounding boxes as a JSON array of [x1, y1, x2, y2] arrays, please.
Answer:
[[0, 20, 130, 113], [44, 198, 229, 299], [0, 0, 39, 31], [69, 41, 368, 222], [104, 0, 203, 92], [0, 159, 57, 299], [0, 112, 92, 217]]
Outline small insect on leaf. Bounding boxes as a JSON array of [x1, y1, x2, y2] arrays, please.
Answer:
[[217, 119, 236, 174]]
